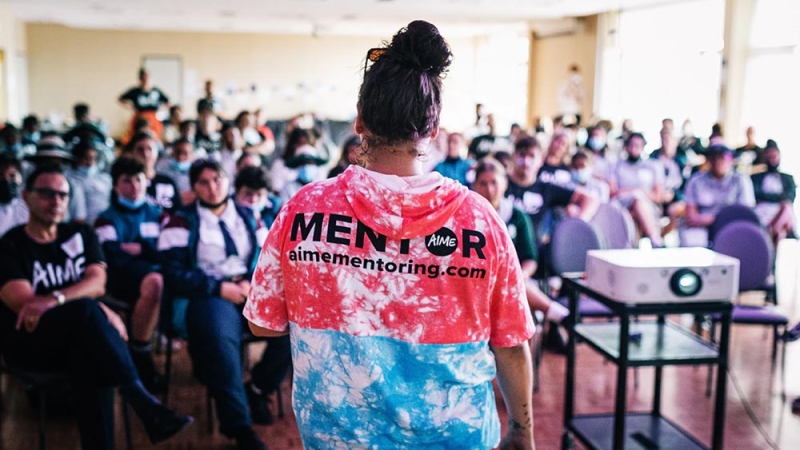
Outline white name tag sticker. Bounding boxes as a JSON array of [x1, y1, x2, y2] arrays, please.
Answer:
[[140, 222, 160, 238]]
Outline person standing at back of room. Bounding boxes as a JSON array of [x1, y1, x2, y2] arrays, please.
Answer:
[[244, 20, 536, 450]]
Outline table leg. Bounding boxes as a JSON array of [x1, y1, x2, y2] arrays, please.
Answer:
[[614, 314, 630, 450], [712, 309, 731, 450]]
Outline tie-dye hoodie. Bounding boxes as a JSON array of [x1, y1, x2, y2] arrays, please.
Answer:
[[244, 165, 533, 449]]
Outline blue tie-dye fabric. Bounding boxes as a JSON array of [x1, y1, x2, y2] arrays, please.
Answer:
[[289, 324, 501, 449]]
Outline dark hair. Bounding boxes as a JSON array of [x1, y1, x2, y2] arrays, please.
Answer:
[[110, 157, 146, 185], [134, 117, 150, 131], [125, 132, 156, 154], [234, 111, 251, 128], [0, 153, 21, 174], [138, 67, 148, 80], [73, 103, 90, 120], [571, 151, 589, 166], [284, 128, 313, 161], [169, 105, 182, 116], [514, 136, 540, 154], [172, 137, 194, 149], [358, 20, 452, 151], [234, 166, 270, 193], [71, 140, 97, 163], [624, 132, 646, 148], [473, 157, 506, 180], [22, 115, 39, 130], [339, 135, 363, 164], [25, 164, 66, 191], [189, 158, 226, 187]]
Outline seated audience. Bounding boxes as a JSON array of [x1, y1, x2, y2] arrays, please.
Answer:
[[583, 125, 613, 180], [278, 143, 328, 202], [678, 119, 705, 156], [155, 137, 195, 203], [68, 141, 112, 224], [650, 128, 685, 202], [95, 157, 169, 392], [158, 159, 289, 450], [680, 145, 756, 247], [196, 105, 222, 156], [609, 133, 665, 247], [751, 142, 796, 244], [270, 127, 313, 194], [0, 123, 22, 156], [433, 132, 474, 186], [235, 111, 274, 156], [505, 136, 599, 251], [473, 158, 570, 352], [0, 165, 192, 449], [328, 135, 362, 178], [538, 132, 573, 187], [214, 123, 245, 180], [162, 105, 184, 144], [234, 166, 282, 231], [0, 154, 28, 237], [236, 152, 263, 173], [122, 132, 182, 214], [26, 136, 87, 223], [21, 115, 41, 147], [570, 151, 610, 203]]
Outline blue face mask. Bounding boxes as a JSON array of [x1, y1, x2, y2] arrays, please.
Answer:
[[171, 160, 192, 172], [297, 165, 316, 185], [117, 195, 147, 210], [77, 165, 98, 177], [571, 168, 592, 185], [587, 136, 606, 152]]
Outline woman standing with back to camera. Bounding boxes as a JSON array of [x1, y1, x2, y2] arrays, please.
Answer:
[[245, 20, 535, 449]]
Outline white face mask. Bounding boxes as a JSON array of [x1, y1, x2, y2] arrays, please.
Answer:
[[571, 167, 592, 185]]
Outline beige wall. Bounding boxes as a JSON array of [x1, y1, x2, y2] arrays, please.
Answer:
[[26, 23, 483, 138], [528, 16, 597, 126], [0, 6, 26, 123]]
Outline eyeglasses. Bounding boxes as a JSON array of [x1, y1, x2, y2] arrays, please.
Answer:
[[363, 47, 386, 77], [32, 187, 69, 201]]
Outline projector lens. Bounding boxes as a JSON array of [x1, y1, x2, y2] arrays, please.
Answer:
[[670, 269, 702, 297]]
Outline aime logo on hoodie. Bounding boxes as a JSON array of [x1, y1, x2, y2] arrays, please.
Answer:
[[290, 213, 486, 260]]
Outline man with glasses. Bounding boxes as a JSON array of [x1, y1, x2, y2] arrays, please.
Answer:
[[0, 164, 193, 448]]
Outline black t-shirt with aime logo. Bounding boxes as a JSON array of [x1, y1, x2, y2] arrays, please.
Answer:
[[119, 87, 170, 112], [0, 223, 105, 324]]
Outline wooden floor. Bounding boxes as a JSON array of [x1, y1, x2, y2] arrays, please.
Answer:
[[2, 240, 800, 449]]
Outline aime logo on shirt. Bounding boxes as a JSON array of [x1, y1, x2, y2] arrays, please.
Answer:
[[32, 233, 87, 292], [425, 227, 458, 256]]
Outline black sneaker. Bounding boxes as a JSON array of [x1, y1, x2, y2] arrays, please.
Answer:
[[141, 404, 194, 444], [246, 382, 274, 425], [232, 426, 268, 450], [131, 349, 167, 394]]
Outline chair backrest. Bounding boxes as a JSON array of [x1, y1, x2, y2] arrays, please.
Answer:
[[709, 204, 760, 244], [712, 221, 773, 292], [550, 218, 602, 274], [590, 202, 637, 249]]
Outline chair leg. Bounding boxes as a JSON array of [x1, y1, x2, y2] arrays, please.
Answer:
[[206, 389, 214, 434], [163, 334, 173, 405], [120, 398, 133, 450], [276, 385, 285, 419], [38, 388, 47, 450]]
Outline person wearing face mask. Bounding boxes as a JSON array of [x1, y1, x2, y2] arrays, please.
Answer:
[[121, 133, 182, 214], [278, 142, 327, 203], [0, 154, 29, 237], [68, 141, 112, 224], [234, 166, 282, 232], [609, 133, 666, 247], [570, 152, 610, 203], [583, 125, 614, 180], [94, 157, 168, 393], [681, 145, 756, 247], [750, 142, 796, 245], [156, 138, 195, 204]]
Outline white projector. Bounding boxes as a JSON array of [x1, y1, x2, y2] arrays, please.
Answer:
[[585, 248, 740, 303]]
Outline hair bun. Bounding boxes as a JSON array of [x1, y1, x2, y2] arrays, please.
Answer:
[[386, 20, 452, 76]]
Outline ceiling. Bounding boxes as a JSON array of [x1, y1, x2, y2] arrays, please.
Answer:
[[1, 0, 701, 37]]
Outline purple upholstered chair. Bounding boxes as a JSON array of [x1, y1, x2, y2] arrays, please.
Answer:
[[706, 221, 787, 396], [708, 204, 760, 246], [550, 218, 612, 318], [591, 201, 637, 250]]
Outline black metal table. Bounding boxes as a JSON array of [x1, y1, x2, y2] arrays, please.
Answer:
[[561, 276, 733, 450]]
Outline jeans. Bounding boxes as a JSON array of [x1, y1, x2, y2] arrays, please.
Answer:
[[185, 296, 292, 435], [2, 298, 139, 450]]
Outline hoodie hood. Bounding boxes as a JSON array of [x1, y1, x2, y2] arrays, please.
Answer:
[[338, 165, 470, 240]]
